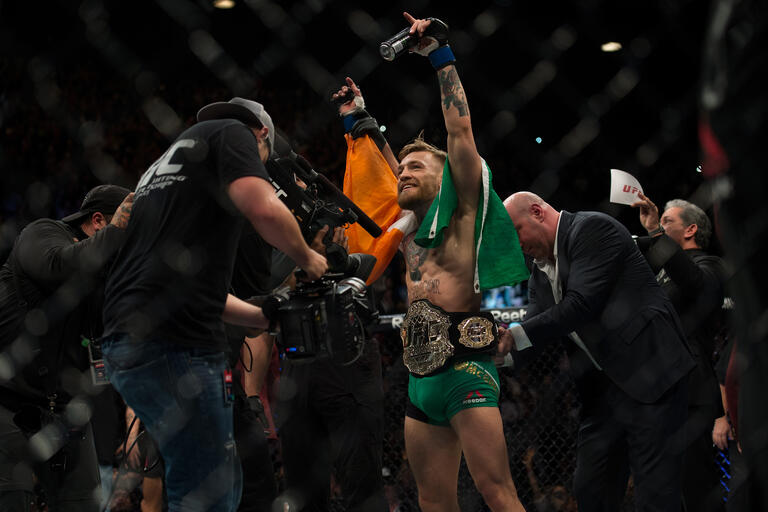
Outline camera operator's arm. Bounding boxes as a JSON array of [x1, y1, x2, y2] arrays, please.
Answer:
[[124, 405, 142, 470], [405, 12, 482, 212], [229, 176, 327, 280], [222, 293, 270, 329], [242, 333, 273, 429]]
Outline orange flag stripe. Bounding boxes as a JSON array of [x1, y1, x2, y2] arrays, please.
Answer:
[[342, 133, 403, 284]]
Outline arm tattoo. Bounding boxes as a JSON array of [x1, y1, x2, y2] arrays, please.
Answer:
[[439, 67, 468, 117], [406, 239, 429, 281], [112, 204, 131, 229]]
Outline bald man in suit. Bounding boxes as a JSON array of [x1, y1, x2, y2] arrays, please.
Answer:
[[501, 192, 695, 512]]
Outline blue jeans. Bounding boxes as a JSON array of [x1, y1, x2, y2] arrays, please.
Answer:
[[102, 334, 241, 512]]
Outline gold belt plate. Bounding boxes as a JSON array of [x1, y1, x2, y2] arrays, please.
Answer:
[[400, 301, 453, 376], [457, 317, 496, 349]]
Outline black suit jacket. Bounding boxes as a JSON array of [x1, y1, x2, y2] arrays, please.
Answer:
[[521, 211, 695, 404], [638, 235, 726, 411]]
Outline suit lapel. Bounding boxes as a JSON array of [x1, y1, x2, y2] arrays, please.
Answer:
[[531, 268, 556, 309], [556, 211, 575, 292]]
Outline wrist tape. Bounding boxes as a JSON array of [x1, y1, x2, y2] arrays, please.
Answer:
[[429, 45, 456, 70]]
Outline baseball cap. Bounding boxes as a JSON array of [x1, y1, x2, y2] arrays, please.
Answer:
[[196, 97, 275, 157], [62, 184, 131, 224]]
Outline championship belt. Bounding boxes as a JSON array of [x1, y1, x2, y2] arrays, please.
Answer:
[[457, 316, 496, 348], [401, 300, 498, 376], [401, 300, 454, 376]]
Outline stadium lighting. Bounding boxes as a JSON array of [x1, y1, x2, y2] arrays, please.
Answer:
[[601, 41, 622, 52]]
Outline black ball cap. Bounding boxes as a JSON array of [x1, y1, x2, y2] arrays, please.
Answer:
[[62, 184, 131, 224], [197, 97, 275, 157]]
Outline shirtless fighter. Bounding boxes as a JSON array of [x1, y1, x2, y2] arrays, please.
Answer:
[[335, 12, 528, 512]]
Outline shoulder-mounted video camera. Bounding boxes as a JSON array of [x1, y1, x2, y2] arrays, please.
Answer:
[[262, 135, 382, 364], [269, 270, 378, 365]]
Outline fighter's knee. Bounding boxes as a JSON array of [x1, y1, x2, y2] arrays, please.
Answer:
[[475, 477, 520, 509], [418, 492, 457, 511]]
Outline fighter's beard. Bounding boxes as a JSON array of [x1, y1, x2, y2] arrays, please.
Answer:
[[398, 193, 432, 220]]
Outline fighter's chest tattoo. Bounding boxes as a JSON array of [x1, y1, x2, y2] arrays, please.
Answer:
[[405, 238, 429, 281], [411, 279, 441, 298]]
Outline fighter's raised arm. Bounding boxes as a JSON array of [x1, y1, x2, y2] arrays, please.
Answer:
[[332, 77, 400, 176], [404, 11, 482, 211]]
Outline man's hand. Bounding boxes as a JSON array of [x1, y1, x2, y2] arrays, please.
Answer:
[[298, 249, 328, 281], [497, 326, 513, 354], [631, 192, 661, 233], [494, 325, 516, 367], [712, 415, 734, 450], [332, 77, 364, 117], [403, 12, 441, 56], [248, 395, 270, 432], [310, 225, 348, 255], [110, 192, 134, 229]]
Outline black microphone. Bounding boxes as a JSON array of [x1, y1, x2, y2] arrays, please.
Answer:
[[379, 17, 450, 61], [345, 253, 377, 281], [272, 134, 383, 238], [314, 173, 382, 238], [272, 133, 295, 160], [379, 26, 417, 61]]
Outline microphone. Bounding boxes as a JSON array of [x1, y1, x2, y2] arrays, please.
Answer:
[[379, 26, 417, 61], [271, 134, 383, 238], [314, 173, 382, 238], [379, 17, 450, 61]]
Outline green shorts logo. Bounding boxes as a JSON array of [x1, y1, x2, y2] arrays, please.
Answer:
[[463, 390, 487, 405]]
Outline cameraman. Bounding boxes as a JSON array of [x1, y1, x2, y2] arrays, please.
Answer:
[[225, 134, 367, 512], [100, 98, 327, 511], [245, 136, 386, 511], [229, 224, 356, 512], [0, 184, 133, 511], [272, 229, 387, 512]]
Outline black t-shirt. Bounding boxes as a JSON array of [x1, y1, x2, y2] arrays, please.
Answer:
[[0, 219, 125, 405], [103, 120, 270, 350]]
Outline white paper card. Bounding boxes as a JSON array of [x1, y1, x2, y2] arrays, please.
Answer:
[[610, 169, 644, 205]]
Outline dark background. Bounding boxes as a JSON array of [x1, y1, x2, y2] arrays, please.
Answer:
[[1, 0, 714, 262]]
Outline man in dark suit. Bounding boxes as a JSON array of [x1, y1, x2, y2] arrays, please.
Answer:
[[632, 193, 726, 511], [500, 191, 695, 512]]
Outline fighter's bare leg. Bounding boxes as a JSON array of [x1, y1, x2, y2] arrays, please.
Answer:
[[450, 407, 525, 512], [404, 416, 462, 512]]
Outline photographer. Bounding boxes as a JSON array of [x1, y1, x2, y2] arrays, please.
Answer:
[[0, 184, 133, 511], [100, 98, 327, 511]]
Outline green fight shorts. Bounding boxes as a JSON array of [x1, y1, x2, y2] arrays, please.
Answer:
[[406, 355, 500, 426]]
